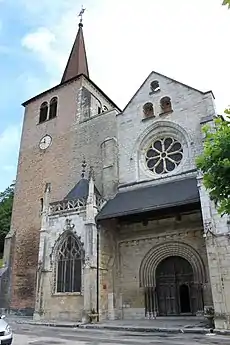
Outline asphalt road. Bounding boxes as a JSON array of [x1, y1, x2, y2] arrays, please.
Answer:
[[9, 323, 230, 345]]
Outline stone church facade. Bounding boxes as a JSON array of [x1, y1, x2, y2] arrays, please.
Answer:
[[2, 20, 230, 329]]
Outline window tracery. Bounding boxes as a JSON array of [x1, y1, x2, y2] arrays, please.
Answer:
[[145, 137, 183, 174], [56, 232, 84, 293]]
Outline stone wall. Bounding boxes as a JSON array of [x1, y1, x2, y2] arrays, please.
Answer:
[[100, 211, 213, 320], [10, 75, 119, 314], [205, 235, 230, 329], [198, 176, 230, 329], [117, 72, 215, 187], [99, 221, 118, 320], [34, 212, 86, 321]]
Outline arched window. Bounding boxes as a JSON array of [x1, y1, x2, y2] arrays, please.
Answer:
[[143, 102, 155, 118], [56, 233, 84, 293], [39, 102, 48, 123], [49, 97, 58, 120], [160, 96, 172, 114]]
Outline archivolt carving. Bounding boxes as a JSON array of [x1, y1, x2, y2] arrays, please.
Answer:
[[130, 120, 192, 161], [139, 241, 206, 287]]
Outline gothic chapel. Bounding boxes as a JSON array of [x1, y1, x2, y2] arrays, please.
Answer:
[[2, 17, 230, 330]]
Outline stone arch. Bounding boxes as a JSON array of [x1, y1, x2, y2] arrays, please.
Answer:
[[139, 241, 206, 288], [51, 230, 85, 294], [51, 229, 84, 264], [131, 120, 192, 160], [131, 120, 193, 180]]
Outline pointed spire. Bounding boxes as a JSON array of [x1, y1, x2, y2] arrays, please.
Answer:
[[61, 11, 89, 83]]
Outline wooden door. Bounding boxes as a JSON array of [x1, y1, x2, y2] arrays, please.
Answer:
[[156, 256, 195, 316]]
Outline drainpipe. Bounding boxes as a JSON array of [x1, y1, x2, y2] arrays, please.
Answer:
[[96, 223, 100, 322]]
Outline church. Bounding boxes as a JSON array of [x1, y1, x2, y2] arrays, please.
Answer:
[[2, 15, 230, 330]]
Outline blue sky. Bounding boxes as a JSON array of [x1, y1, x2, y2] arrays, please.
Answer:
[[0, 0, 229, 192]]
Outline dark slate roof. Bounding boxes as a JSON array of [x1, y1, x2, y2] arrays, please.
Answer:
[[61, 23, 89, 83], [64, 178, 100, 200], [96, 178, 199, 221]]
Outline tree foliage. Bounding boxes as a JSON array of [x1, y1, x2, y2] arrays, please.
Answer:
[[0, 182, 15, 256], [223, 0, 230, 8], [196, 114, 230, 216]]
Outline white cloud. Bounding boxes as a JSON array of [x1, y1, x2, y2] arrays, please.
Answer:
[[19, 0, 230, 113], [21, 27, 62, 76], [0, 125, 20, 163], [0, 124, 21, 190], [0, 125, 21, 159]]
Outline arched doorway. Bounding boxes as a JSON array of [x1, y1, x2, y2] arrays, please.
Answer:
[[156, 256, 195, 316], [141, 242, 206, 317]]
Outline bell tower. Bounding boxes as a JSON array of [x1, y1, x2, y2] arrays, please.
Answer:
[[8, 13, 120, 315]]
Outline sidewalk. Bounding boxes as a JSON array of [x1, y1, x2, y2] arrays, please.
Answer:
[[5, 314, 230, 336], [78, 317, 212, 335]]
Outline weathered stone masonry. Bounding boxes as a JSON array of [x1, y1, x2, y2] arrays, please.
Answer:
[[3, 19, 230, 330]]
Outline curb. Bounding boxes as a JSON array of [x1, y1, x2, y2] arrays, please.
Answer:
[[77, 324, 209, 334], [14, 320, 209, 334], [15, 320, 80, 328]]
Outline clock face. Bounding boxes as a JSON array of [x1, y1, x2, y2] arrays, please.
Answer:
[[39, 135, 52, 150]]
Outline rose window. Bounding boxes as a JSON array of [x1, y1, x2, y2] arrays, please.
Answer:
[[145, 137, 183, 174]]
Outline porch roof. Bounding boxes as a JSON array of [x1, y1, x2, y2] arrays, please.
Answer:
[[96, 177, 199, 221]]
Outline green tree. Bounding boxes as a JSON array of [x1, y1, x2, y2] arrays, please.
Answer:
[[196, 113, 230, 216], [223, 0, 230, 8], [0, 182, 15, 256]]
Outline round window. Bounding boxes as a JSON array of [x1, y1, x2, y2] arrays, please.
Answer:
[[145, 137, 183, 174]]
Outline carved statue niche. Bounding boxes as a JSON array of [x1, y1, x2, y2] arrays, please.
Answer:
[[160, 96, 173, 114], [150, 80, 160, 94], [143, 102, 155, 118]]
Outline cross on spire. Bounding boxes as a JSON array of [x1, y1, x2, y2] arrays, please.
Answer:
[[78, 6, 86, 25]]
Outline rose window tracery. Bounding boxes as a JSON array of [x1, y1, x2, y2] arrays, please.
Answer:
[[145, 137, 183, 174]]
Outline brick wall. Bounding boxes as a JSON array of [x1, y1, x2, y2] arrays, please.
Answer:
[[10, 76, 119, 314]]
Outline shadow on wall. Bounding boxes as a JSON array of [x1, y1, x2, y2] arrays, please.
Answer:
[[0, 266, 10, 311]]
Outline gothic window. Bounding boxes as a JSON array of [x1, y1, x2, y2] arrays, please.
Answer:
[[160, 96, 172, 114], [39, 102, 48, 123], [49, 97, 58, 120], [56, 233, 84, 293], [145, 137, 183, 174], [143, 102, 155, 118]]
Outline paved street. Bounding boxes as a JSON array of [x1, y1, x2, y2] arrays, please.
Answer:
[[9, 322, 230, 345]]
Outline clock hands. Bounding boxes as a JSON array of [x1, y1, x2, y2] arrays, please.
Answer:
[[39, 135, 52, 150]]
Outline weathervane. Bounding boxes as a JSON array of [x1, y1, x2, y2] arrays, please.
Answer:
[[78, 6, 86, 24]]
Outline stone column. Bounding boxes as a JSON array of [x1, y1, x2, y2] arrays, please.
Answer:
[[82, 174, 98, 322], [33, 183, 50, 321], [108, 292, 116, 320], [198, 176, 230, 329]]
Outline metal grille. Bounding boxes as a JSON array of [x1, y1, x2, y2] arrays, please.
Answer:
[[56, 234, 83, 293]]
